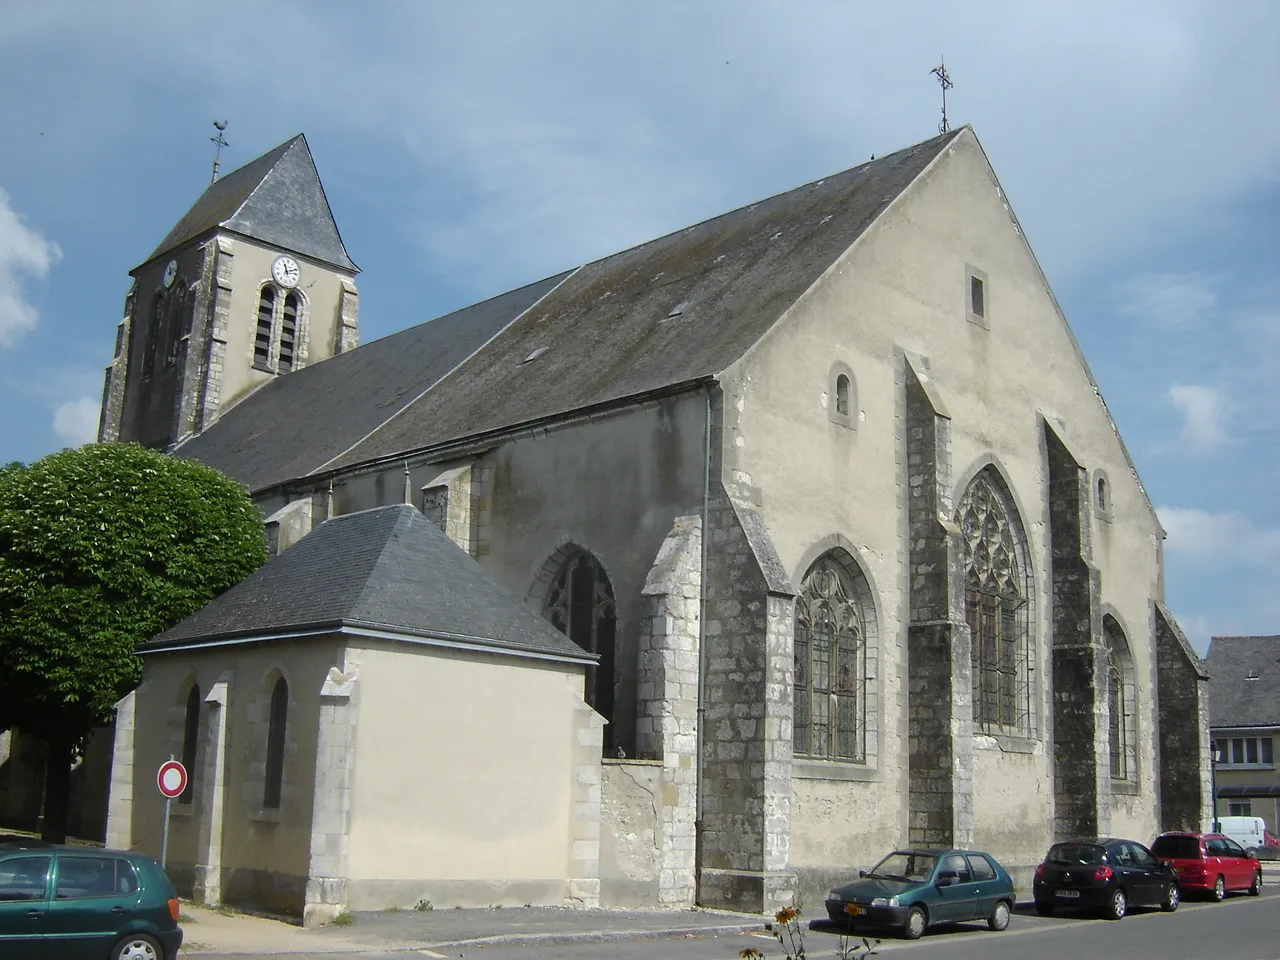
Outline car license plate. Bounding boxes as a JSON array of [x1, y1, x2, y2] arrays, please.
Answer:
[[845, 904, 862, 917], [1055, 890, 1080, 898]]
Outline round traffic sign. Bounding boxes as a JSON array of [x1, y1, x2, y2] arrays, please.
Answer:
[[157, 760, 188, 799]]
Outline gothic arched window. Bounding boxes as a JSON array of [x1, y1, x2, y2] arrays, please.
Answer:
[[254, 286, 276, 370], [543, 550, 616, 746], [143, 294, 163, 378], [794, 552, 870, 762], [263, 676, 288, 809], [179, 683, 200, 804], [1104, 616, 1137, 782], [958, 467, 1034, 736]]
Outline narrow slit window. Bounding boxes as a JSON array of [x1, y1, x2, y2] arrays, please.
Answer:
[[835, 374, 851, 416], [970, 275, 985, 319], [263, 677, 288, 809], [1097, 476, 1108, 512], [180, 685, 200, 804]]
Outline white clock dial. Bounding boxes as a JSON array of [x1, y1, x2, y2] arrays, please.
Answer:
[[162, 259, 177, 288], [272, 256, 301, 289]]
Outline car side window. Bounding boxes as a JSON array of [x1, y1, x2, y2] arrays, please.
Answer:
[[967, 855, 997, 881], [1205, 838, 1226, 857], [0, 856, 52, 901], [1221, 838, 1246, 858], [1131, 844, 1157, 868], [939, 854, 971, 882], [1113, 844, 1134, 867], [55, 857, 140, 899]]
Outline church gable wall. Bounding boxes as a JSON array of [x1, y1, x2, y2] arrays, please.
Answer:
[[718, 129, 1164, 878], [343, 640, 598, 909]]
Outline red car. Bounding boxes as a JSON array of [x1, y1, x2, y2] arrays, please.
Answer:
[[1151, 832, 1263, 900]]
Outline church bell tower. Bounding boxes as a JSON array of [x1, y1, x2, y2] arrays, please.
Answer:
[[98, 134, 360, 449]]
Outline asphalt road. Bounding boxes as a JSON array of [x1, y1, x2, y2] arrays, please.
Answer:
[[221, 888, 1280, 960]]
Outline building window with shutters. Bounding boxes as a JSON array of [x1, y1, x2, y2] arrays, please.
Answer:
[[252, 283, 308, 374]]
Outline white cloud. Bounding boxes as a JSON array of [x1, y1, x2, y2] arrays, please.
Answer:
[[1167, 384, 1230, 452], [0, 186, 61, 347], [52, 396, 99, 445], [1117, 272, 1220, 331], [1158, 506, 1280, 569]]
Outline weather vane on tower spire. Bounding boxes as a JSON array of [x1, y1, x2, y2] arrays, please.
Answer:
[[930, 58, 954, 135], [210, 121, 230, 184]]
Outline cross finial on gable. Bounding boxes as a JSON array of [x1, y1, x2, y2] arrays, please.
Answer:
[[930, 58, 954, 135]]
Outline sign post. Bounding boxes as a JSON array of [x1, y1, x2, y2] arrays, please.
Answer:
[[156, 758, 188, 870]]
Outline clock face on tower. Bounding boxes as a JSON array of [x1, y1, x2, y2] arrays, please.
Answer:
[[162, 259, 177, 288], [271, 255, 301, 289]]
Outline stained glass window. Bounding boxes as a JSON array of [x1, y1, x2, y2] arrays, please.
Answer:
[[544, 550, 616, 749]]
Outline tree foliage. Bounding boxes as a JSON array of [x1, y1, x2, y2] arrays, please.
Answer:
[[0, 443, 267, 745]]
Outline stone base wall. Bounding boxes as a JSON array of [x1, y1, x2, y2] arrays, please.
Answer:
[[599, 761, 661, 906]]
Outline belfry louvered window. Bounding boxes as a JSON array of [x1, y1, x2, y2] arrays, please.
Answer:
[[958, 468, 1034, 737], [794, 553, 869, 762], [253, 284, 306, 374]]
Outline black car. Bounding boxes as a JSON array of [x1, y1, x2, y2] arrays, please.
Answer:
[[1033, 837, 1180, 920]]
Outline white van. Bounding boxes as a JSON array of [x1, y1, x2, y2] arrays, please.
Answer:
[[1217, 815, 1268, 854]]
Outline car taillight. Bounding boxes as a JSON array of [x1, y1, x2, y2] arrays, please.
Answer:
[[1035, 863, 1045, 879], [168, 897, 180, 922], [1093, 866, 1113, 882]]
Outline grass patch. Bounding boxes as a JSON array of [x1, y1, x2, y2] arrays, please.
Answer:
[[328, 911, 354, 927]]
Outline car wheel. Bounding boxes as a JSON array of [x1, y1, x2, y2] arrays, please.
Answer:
[[1161, 883, 1179, 912], [1034, 900, 1054, 917], [112, 933, 163, 960], [1104, 887, 1127, 920], [1249, 871, 1262, 897], [903, 905, 927, 940], [1212, 875, 1225, 901], [988, 899, 1011, 931]]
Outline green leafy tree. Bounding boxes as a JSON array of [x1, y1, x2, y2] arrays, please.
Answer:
[[0, 443, 267, 842]]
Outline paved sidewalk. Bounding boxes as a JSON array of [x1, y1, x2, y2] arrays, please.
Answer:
[[177, 903, 766, 956]]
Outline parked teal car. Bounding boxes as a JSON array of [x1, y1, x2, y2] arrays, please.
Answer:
[[0, 837, 183, 959], [825, 848, 1016, 939]]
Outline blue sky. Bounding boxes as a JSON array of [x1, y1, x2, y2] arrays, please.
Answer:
[[1, 2, 1276, 652]]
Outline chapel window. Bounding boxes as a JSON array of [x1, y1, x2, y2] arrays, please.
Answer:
[[794, 552, 870, 762], [543, 550, 616, 750], [254, 287, 276, 370], [1103, 616, 1137, 782], [835, 374, 851, 417], [958, 467, 1033, 736], [263, 676, 288, 809], [180, 684, 200, 804]]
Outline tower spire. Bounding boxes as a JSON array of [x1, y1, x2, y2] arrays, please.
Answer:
[[930, 58, 954, 135], [210, 121, 230, 184]]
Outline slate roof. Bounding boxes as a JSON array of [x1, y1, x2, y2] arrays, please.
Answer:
[[139, 134, 357, 273], [141, 504, 594, 664], [1206, 635, 1280, 728], [178, 129, 960, 492], [172, 273, 570, 492]]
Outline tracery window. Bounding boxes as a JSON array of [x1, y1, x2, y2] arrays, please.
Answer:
[[794, 553, 869, 762], [1104, 617, 1137, 781], [958, 468, 1033, 736], [263, 676, 288, 809], [253, 284, 307, 374], [179, 684, 200, 805], [543, 550, 616, 748]]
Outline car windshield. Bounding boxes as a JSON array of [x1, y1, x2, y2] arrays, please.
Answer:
[[1047, 843, 1106, 865], [867, 852, 938, 882], [1151, 836, 1201, 859]]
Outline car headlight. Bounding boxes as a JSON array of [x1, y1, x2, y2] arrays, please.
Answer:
[[829, 889, 841, 899], [870, 896, 900, 907]]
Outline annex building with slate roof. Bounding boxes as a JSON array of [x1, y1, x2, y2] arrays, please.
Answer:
[[1206, 636, 1280, 837], [93, 127, 1211, 922]]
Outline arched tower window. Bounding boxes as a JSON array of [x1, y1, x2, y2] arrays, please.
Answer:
[[794, 552, 872, 762], [179, 683, 200, 804], [957, 467, 1034, 736], [542, 549, 616, 747], [279, 292, 300, 372], [254, 287, 276, 370], [142, 294, 163, 378], [263, 676, 288, 809], [1104, 616, 1137, 782], [835, 374, 851, 417]]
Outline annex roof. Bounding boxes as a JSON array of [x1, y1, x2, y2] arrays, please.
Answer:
[[178, 129, 961, 492], [138, 134, 357, 273], [1206, 635, 1280, 728], [172, 273, 569, 492], [141, 503, 594, 665]]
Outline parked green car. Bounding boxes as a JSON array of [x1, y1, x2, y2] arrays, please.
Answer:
[[825, 848, 1016, 939], [0, 837, 183, 959]]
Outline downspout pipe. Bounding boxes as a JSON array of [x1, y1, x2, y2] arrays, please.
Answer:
[[695, 385, 712, 904]]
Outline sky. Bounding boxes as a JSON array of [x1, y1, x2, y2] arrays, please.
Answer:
[[0, 1, 1276, 653]]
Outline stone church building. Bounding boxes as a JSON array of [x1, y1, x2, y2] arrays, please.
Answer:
[[90, 129, 1210, 922]]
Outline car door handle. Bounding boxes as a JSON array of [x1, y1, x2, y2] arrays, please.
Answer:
[[26, 910, 41, 919], [112, 906, 126, 914]]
